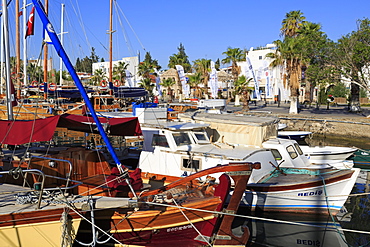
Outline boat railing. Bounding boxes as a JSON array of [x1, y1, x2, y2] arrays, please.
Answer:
[[0, 168, 82, 209]]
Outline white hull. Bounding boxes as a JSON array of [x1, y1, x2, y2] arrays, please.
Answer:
[[238, 168, 360, 214], [301, 145, 358, 161]]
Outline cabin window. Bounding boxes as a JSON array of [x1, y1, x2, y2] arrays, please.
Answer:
[[182, 157, 201, 170], [271, 149, 282, 160], [193, 132, 210, 144], [294, 143, 303, 155], [151, 134, 169, 147], [173, 133, 191, 146], [286, 145, 298, 159]]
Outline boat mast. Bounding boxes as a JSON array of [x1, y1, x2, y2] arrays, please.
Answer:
[[43, 0, 48, 100], [108, 0, 114, 95], [15, 0, 21, 99], [3, 0, 14, 120], [22, 0, 28, 88], [31, 0, 129, 175]]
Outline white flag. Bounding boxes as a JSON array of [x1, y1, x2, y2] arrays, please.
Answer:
[[246, 57, 260, 100], [175, 65, 189, 98], [125, 70, 133, 87], [154, 68, 162, 96], [209, 61, 218, 98]]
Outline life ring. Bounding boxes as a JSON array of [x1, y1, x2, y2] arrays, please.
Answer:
[[31, 81, 38, 87], [100, 80, 107, 87], [114, 80, 121, 87], [48, 83, 57, 91]]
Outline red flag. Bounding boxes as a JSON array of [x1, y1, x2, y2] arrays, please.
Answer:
[[25, 7, 35, 38]]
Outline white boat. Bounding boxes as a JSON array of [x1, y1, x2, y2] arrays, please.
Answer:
[[137, 118, 360, 215], [300, 145, 358, 161]]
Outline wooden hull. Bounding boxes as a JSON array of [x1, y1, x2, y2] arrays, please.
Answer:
[[75, 197, 222, 246]]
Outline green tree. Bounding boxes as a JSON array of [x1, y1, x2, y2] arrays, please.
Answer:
[[222, 47, 245, 84], [138, 60, 154, 80], [143, 52, 161, 71], [234, 75, 253, 111], [139, 78, 155, 96], [168, 43, 191, 72], [160, 77, 176, 101], [188, 72, 203, 99], [92, 69, 107, 86], [192, 58, 211, 95], [113, 61, 128, 85], [334, 18, 370, 111]]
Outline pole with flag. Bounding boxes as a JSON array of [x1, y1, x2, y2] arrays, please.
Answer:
[[246, 57, 260, 100], [175, 65, 189, 99]]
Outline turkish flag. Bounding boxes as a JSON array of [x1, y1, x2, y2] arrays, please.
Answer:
[[25, 7, 35, 38]]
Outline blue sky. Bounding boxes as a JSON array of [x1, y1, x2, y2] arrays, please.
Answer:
[[12, 0, 370, 70]]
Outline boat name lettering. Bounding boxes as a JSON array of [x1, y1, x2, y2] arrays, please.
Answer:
[[166, 224, 193, 232], [298, 190, 322, 196], [225, 171, 251, 176], [297, 239, 321, 246]]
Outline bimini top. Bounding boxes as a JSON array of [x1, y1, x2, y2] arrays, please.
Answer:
[[0, 114, 142, 145]]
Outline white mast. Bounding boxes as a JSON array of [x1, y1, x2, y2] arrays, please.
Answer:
[[2, 0, 14, 119]]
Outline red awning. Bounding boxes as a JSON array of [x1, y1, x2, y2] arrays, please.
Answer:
[[0, 114, 142, 145]]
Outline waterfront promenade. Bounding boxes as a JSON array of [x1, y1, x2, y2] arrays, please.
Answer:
[[225, 102, 370, 139]]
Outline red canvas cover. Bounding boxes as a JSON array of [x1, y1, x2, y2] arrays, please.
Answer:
[[0, 115, 60, 145], [0, 114, 142, 145]]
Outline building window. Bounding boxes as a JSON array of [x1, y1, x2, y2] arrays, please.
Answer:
[[259, 56, 262, 60]]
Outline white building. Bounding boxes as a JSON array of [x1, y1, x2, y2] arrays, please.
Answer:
[[237, 44, 290, 102], [92, 56, 140, 86]]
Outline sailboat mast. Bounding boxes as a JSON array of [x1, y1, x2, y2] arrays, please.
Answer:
[[15, 0, 21, 98], [3, 0, 14, 120], [109, 0, 113, 95], [43, 0, 48, 100], [22, 0, 28, 88], [31, 0, 128, 174]]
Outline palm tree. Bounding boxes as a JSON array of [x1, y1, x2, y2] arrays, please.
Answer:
[[27, 63, 43, 85], [139, 78, 155, 96], [160, 77, 175, 101], [93, 69, 107, 86], [138, 61, 153, 80], [188, 72, 203, 99], [234, 75, 253, 111], [192, 59, 211, 96], [281, 10, 306, 37], [113, 61, 128, 86], [222, 48, 245, 102]]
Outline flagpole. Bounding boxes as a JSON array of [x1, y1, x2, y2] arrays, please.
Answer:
[[43, 0, 48, 101], [59, 3, 65, 85], [15, 0, 21, 98]]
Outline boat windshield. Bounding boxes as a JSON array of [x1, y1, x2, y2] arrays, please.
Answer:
[[286, 145, 298, 159], [173, 132, 192, 146], [152, 134, 169, 147], [193, 131, 210, 144], [271, 149, 283, 160], [294, 143, 303, 155]]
